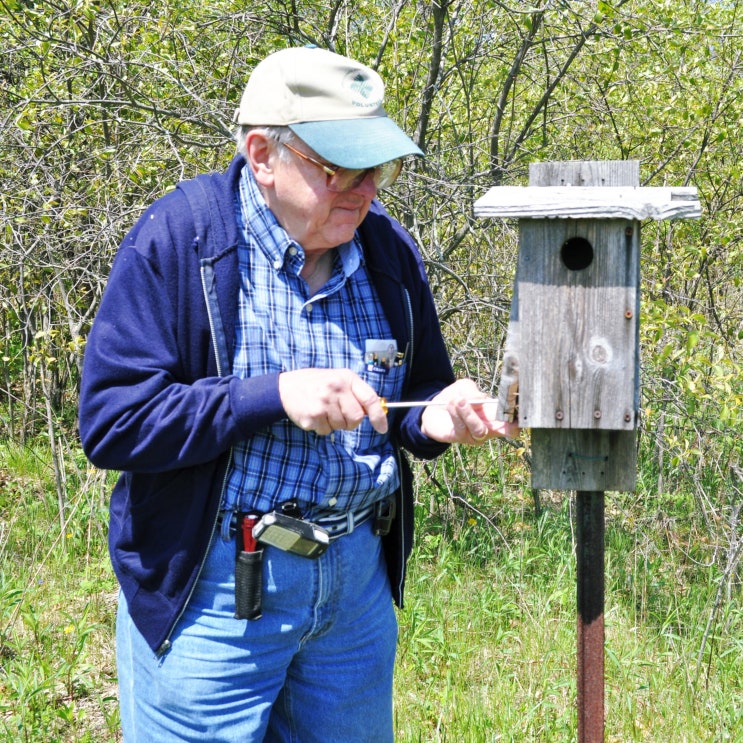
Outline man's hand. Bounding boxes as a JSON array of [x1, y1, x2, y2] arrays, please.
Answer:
[[279, 368, 388, 436], [420, 379, 520, 445]]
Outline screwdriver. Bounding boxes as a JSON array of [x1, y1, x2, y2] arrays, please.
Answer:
[[379, 397, 499, 414]]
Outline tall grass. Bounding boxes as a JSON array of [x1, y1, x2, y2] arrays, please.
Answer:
[[0, 441, 119, 742], [1, 439, 740, 742], [395, 480, 742, 742]]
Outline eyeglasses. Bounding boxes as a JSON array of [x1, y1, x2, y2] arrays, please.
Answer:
[[281, 142, 403, 193]]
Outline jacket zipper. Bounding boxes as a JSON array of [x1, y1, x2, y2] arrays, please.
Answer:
[[402, 286, 414, 388], [394, 285, 415, 604], [156, 263, 232, 656]]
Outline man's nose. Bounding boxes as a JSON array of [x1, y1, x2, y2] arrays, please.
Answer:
[[351, 170, 379, 198]]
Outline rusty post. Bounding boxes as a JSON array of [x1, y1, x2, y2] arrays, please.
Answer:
[[576, 491, 605, 742]]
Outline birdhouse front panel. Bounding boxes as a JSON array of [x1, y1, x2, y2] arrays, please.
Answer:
[[517, 218, 640, 431]]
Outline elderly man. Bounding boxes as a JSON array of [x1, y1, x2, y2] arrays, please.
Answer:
[[80, 46, 517, 742]]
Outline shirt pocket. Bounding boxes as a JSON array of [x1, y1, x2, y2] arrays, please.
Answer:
[[360, 358, 407, 404]]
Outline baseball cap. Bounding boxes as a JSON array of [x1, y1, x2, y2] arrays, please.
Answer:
[[234, 46, 423, 169]]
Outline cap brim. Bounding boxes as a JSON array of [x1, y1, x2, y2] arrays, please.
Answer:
[[290, 117, 423, 169]]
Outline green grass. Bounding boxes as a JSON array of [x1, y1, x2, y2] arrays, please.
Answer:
[[395, 494, 742, 742], [0, 441, 119, 742], [1, 439, 741, 742]]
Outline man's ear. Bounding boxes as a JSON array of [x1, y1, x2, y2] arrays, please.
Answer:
[[246, 131, 275, 187]]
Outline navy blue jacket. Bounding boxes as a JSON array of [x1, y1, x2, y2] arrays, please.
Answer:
[[79, 156, 455, 653]]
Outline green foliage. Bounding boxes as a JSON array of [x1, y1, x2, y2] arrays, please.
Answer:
[[396, 490, 741, 742], [1, 0, 742, 739], [0, 441, 118, 741], [3, 0, 742, 457]]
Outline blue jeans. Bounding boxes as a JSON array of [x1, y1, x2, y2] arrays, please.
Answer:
[[116, 518, 397, 742]]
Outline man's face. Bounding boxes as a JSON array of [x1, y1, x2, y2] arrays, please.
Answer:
[[257, 136, 378, 252]]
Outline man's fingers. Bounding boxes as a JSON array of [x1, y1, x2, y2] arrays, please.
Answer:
[[350, 376, 388, 434], [279, 369, 390, 435]]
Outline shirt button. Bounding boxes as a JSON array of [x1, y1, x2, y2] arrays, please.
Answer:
[[306, 304, 313, 313], [328, 497, 338, 507], [273, 259, 282, 270], [288, 246, 298, 256]]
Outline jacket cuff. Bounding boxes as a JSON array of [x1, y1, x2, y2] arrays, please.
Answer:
[[399, 407, 450, 460], [230, 373, 285, 435]]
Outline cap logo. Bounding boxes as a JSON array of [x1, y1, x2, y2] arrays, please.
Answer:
[[342, 70, 383, 109]]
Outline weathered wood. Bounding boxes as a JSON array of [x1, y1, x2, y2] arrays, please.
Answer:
[[530, 159, 640, 187], [496, 349, 519, 422], [473, 185, 701, 221], [493, 159, 640, 491], [518, 219, 639, 430], [531, 428, 636, 491]]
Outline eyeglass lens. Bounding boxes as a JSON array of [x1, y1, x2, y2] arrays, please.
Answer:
[[327, 159, 403, 192], [282, 141, 403, 193]]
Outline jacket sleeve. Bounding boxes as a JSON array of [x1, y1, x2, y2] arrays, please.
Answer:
[[78, 193, 284, 474]]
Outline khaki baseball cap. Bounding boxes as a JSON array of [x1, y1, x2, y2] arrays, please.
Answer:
[[234, 46, 423, 169]]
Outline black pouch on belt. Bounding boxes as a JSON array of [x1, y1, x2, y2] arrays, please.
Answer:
[[235, 513, 263, 621], [373, 496, 397, 536]]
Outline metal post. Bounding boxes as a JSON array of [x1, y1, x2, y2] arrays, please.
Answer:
[[576, 491, 605, 743]]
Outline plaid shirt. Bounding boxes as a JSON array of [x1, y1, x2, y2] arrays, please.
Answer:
[[223, 168, 404, 517]]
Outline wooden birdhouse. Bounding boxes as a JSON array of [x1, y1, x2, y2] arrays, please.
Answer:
[[474, 161, 701, 491]]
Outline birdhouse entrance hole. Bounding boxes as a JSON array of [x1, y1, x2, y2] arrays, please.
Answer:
[[561, 236, 594, 271]]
